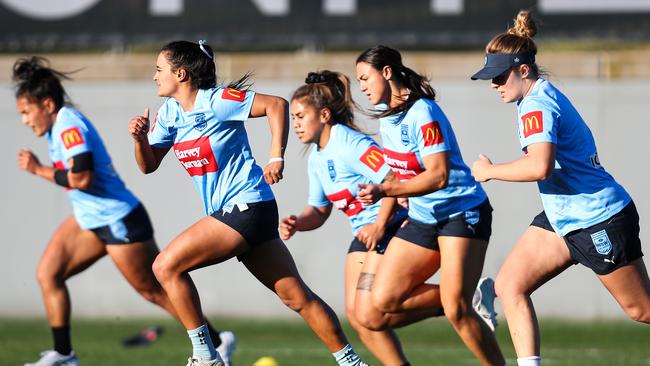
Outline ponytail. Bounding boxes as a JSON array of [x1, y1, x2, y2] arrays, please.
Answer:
[[291, 70, 362, 132], [12, 56, 72, 110], [356, 45, 436, 119], [486, 10, 545, 78]]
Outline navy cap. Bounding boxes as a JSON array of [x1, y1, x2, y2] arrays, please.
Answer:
[[471, 53, 535, 80]]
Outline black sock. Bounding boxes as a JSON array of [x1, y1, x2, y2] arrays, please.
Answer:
[[52, 326, 72, 355], [205, 320, 222, 348], [437, 307, 445, 317]]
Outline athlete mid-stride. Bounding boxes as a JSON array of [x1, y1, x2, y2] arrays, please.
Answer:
[[128, 40, 370, 366], [12, 56, 239, 366]]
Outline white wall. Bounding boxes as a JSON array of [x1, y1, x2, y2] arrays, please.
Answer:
[[1, 78, 648, 319]]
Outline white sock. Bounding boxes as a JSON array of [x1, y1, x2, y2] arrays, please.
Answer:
[[188, 323, 218, 361], [332, 344, 362, 366], [517, 355, 541, 366]]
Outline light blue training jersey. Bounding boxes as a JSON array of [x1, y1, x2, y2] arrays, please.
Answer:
[[148, 87, 274, 215], [47, 106, 139, 229], [307, 124, 407, 235], [379, 98, 487, 224], [516, 79, 630, 236]]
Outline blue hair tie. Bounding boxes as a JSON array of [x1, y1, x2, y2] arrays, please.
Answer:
[[198, 40, 213, 59]]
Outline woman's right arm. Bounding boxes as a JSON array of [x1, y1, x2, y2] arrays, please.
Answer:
[[279, 204, 332, 240], [128, 108, 169, 174]]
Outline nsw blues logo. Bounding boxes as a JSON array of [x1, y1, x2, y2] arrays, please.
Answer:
[[400, 124, 410, 146], [194, 113, 207, 131], [590, 229, 612, 255], [327, 159, 336, 181]]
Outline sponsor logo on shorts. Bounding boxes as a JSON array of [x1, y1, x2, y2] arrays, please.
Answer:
[[222, 88, 246, 102], [421, 121, 444, 146], [383, 148, 423, 181], [326, 188, 363, 217], [327, 159, 336, 181], [400, 124, 410, 146], [173, 137, 218, 176], [521, 110, 543, 138], [359, 145, 384, 172], [591, 229, 613, 255], [60, 127, 84, 149]]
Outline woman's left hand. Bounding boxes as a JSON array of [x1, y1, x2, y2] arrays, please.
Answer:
[[472, 154, 493, 182], [355, 223, 386, 251], [264, 160, 284, 184]]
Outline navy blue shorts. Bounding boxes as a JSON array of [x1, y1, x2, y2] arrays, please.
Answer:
[[90, 204, 154, 245], [394, 199, 492, 250], [530, 201, 643, 275], [348, 215, 407, 255], [210, 199, 280, 247]]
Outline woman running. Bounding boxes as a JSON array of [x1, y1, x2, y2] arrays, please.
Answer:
[[470, 10, 650, 366], [128, 40, 369, 366], [12, 56, 236, 366], [354, 45, 505, 365]]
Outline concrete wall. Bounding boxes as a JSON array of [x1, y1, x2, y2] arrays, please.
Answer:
[[2, 77, 648, 319]]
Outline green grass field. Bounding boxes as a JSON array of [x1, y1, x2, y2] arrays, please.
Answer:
[[1, 317, 648, 365]]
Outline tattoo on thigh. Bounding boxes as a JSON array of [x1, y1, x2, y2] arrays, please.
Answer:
[[356, 272, 375, 291]]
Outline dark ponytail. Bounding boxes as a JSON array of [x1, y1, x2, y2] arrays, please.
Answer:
[[161, 40, 252, 91], [356, 45, 436, 119], [291, 70, 362, 132], [12, 56, 72, 111]]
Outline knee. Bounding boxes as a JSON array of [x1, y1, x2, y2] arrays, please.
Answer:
[[276, 285, 311, 313], [371, 288, 401, 314], [441, 297, 470, 327], [625, 305, 650, 323], [495, 274, 521, 303], [151, 252, 177, 285], [35, 264, 60, 289], [353, 305, 388, 331]]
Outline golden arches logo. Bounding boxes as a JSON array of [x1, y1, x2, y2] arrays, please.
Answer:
[[60, 127, 83, 149], [421, 121, 443, 146], [360, 146, 384, 172], [521, 111, 543, 137], [222, 88, 245, 102]]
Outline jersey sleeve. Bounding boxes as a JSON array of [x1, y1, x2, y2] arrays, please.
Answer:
[[307, 156, 330, 208], [213, 88, 256, 122], [518, 97, 559, 150], [148, 103, 176, 148], [412, 102, 451, 157], [56, 121, 92, 162], [346, 134, 391, 183]]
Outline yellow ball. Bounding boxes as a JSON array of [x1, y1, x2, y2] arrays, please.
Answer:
[[252, 356, 279, 366]]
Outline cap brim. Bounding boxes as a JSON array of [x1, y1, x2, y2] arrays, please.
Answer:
[[470, 66, 509, 80]]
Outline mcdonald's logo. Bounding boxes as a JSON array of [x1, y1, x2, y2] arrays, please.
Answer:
[[222, 88, 246, 102], [60, 127, 84, 149], [359, 145, 384, 172], [521, 111, 543, 138], [420, 121, 444, 146]]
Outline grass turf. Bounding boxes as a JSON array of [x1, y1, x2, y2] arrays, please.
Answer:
[[1, 317, 648, 365]]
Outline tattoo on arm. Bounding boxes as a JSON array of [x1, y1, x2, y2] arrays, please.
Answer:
[[356, 272, 375, 292]]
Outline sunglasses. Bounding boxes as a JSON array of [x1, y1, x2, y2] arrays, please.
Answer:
[[492, 69, 513, 86]]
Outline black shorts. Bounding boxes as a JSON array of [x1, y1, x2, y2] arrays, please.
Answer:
[[348, 215, 407, 255], [394, 199, 492, 250], [90, 204, 154, 245], [530, 201, 644, 275], [210, 199, 280, 247]]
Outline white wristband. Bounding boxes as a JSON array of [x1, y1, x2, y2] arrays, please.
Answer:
[[268, 157, 284, 164]]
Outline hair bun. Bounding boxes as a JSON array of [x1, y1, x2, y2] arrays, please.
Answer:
[[305, 72, 337, 84], [12, 56, 49, 82], [508, 10, 537, 38]]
